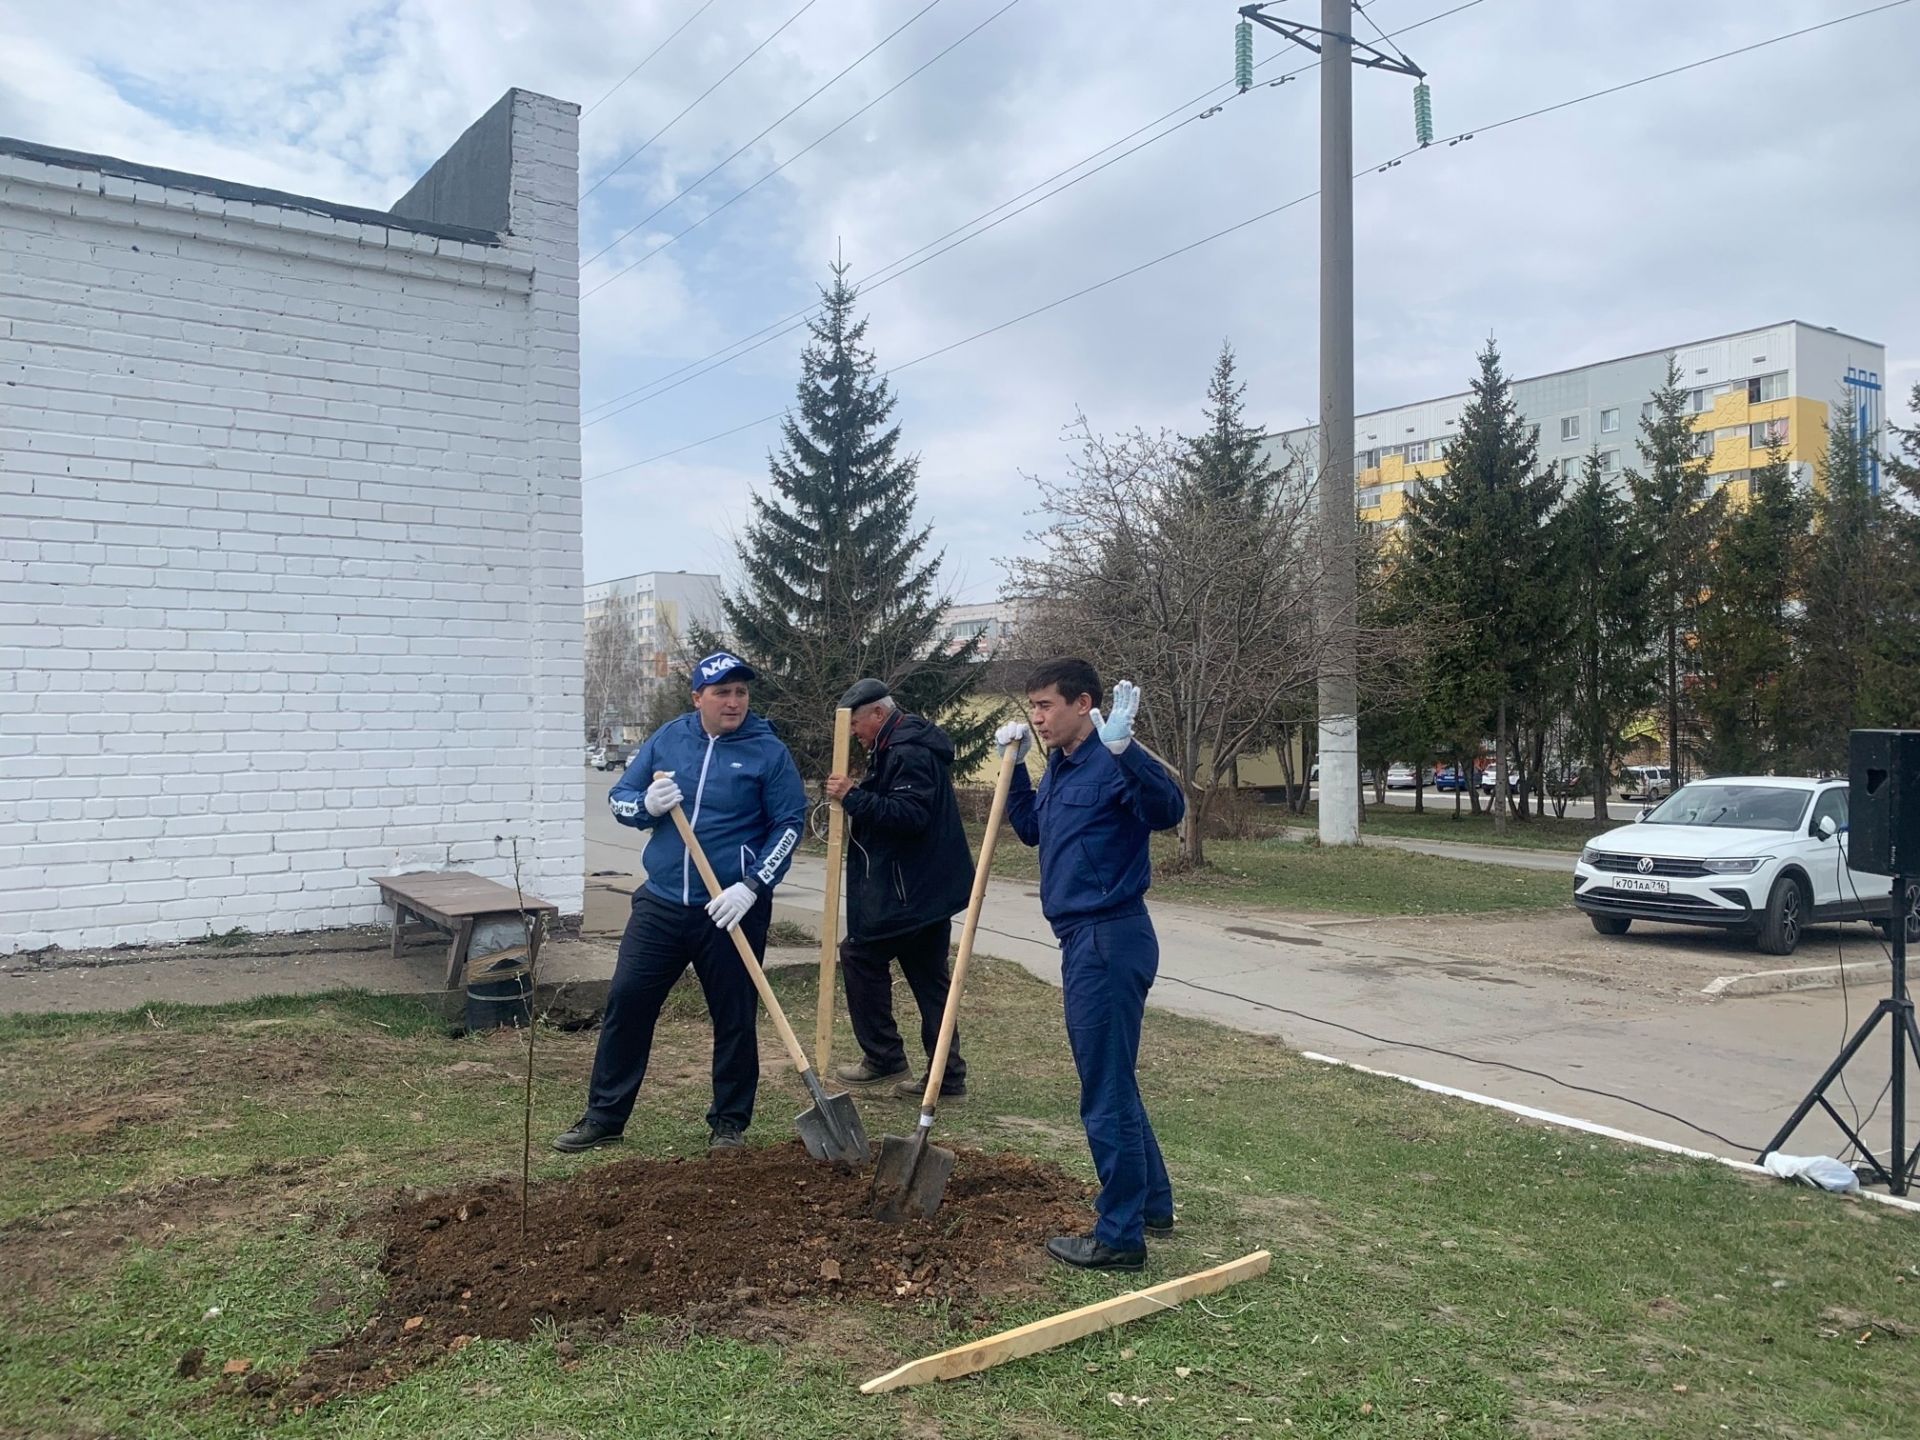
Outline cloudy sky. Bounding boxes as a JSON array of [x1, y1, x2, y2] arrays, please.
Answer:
[[3, 0, 1914, 602]]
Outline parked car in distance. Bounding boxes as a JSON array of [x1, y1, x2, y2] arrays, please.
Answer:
[[1478, 765, 1519, 793], [1620, 765, 1673, 802], [585, 745, 606, 768], [1432, 765, 1468, 792], [1385, 763, 1430, 789], [1572, 776, 1919, 957]]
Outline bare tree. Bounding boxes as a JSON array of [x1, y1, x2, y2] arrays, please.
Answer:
[[1006, 418, 1353, 869], [583, 603, 649, 744]]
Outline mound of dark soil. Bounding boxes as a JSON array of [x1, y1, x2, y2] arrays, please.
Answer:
[[256, 1141, 1089, 1410]]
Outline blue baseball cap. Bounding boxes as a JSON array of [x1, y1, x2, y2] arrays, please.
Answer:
[[692, 651, 757, 691]]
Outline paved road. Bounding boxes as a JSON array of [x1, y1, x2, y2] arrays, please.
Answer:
[[582, 769, 1913, 1170]]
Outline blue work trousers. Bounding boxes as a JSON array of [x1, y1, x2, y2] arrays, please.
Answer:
[[1060, 911, 1173, 1249]]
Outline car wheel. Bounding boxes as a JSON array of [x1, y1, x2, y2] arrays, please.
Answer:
[[1590, 914, 1631, 937], [1756, 875, 1808, 957], [1875, 880, 1920, 944]]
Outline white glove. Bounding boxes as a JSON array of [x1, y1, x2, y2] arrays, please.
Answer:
[[994, 721, 1031, 762], [705, 881, 755, 931], [643, 773, 683, 818], [1091, 680, 1138, 754]]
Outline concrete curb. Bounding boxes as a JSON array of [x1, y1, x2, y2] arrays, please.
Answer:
[[1703, 959, 1892, 998], [1302, 1051, 1920, 1216]]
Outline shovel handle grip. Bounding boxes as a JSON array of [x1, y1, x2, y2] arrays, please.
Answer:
[[659, 778, 816, 1080], [917, 742, 1021, 1112]]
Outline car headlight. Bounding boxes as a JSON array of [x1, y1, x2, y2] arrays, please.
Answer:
[[1702, 857, 1768, 874], [1579, 847, 1599, 866]]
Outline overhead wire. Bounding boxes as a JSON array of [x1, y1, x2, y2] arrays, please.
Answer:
[[580, 0, 824, 202], [581, 0, 1490, 422], [581, 0, 718, 119], [582, 0, 1023, 300], [581, 0, 946, 271], [582, 0, 1910, 484]]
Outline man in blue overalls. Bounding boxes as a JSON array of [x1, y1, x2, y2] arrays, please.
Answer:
[[1001, 658, 1185, 1271], [554, 651, 807, 1156]]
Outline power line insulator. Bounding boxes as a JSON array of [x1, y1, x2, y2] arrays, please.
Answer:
[[1235, 19, 1254, 93], [1414, 80, 1434, 146]]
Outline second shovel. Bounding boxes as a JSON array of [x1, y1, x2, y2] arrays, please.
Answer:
[[870, 741, 1022, 1222]]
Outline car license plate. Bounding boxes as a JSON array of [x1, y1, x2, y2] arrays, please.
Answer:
[[1611, 876, 1668, 895]]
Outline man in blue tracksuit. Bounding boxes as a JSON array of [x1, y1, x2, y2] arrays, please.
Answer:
[[553, 651, 807, 1156], [1001, 658, 1185, 1272]]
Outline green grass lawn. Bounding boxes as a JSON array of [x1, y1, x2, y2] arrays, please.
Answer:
[[1347, 803, 1619, 853], [3, 968, 1912, 1438], [975, 825, 1571, 916]]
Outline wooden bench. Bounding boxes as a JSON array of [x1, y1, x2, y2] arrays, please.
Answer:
[[372, 871, 558, 989]]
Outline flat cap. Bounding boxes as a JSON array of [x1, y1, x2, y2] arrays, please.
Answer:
[[837, 677, 890, 711]]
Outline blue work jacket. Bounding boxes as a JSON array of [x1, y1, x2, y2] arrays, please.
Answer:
[[608, 711, 807, 907], [1006, 736, 1186, 934]]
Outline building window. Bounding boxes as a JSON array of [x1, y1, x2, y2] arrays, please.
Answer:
[[1747, 372, 1788, 403], [1751, 417, 1789, 447], [1642, 401, 1657, 423], [1530, 423, 1541, 445], [1600, 407, 1620, 433], [1358, 488, 1384, 509], [1405, 440, 1428, 463], [1601, 449, 1621, 473], [1560, 415, 1581, 442], [1692, 431, 1714, 459]]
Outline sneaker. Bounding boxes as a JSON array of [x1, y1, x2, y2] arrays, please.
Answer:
[[1145, 1214, 1175, 1238], [552, 1117, 623, 1153], [707, 1124, 746, 1156], [836, 1057, 911, 1087], [1046, 1234, 1146, 1272], [894, 1076, 965, 1102]]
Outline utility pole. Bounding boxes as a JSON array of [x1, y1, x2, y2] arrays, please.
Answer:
[[1239, 2, 1426, 846]]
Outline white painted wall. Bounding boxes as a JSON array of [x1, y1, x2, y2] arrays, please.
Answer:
[[0, 89, 584, 952]]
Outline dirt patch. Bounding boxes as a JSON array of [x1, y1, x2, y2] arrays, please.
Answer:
[[252, 1141, 1089, 1410], [16, 1091, 182, 1161]]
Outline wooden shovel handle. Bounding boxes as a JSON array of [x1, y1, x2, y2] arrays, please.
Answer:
[[658, 777, 816, 1080], [917, 743, 1022, 1112]]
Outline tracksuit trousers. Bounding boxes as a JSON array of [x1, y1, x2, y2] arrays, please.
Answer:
[[1059, 910, 1174, 1250], [585, 888, 772, 1135]]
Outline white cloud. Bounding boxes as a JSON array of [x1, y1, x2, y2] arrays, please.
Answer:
[[4, 0, 1914, 597]]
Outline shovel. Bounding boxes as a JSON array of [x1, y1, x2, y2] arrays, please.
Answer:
[[661, 790, 868, 1166], [870, 741, 1023, 1221]]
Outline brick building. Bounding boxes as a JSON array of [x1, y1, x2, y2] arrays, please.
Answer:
[[0, 90, 585, 952]]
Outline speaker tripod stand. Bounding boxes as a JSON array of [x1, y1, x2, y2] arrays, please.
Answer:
[[1760, 874, 1920, 1194]]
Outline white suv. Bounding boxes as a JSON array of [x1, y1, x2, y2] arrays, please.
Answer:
[[1573, 777, 1919, 957]]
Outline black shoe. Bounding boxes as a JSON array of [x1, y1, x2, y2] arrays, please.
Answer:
[[1145, 1214, 1175, 1238], [552, 1117, 623, 1153], [707, 1124, 746, 1156], [1046, 1234, 1146, 1272], [837, 1058, 911, 1087], [893, 1076, 966, 1101]]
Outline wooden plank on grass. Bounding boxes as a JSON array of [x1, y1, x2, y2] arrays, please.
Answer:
[[859, 1249, 1271, 1394]]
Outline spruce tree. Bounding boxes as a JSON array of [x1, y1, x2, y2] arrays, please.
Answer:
[[1695, 444, 1806, 775], [1626, 357, 1725, 781], [706, 262, 991, 779], [1399, 338, 1564, 833], [1790, 396, 1879, 770], [1867, 387, 1920, 730], [1557, 452, 1659, 821], [1178, 341, 1274, 512]]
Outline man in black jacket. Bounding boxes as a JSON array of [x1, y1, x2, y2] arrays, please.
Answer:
[[824, 678, 975, 1097]]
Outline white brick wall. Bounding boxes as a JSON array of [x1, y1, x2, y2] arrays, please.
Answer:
[[0, 90, 585, 952]]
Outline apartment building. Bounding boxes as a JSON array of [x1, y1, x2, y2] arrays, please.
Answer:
[[1267, 321, 1887, 525]]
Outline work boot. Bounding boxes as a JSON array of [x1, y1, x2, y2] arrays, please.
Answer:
[[1145, 1214, 1175, 1238], [707, 1123, 746, 1156], [1046, 1234, 1146, 1273], [552, 1117, 623, 1153], [836, 1057, 910, 1087], [894, 1076, 965, 1102]]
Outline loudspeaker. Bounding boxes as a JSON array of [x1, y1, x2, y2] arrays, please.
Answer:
[[1848, 729, 1920, 877]]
